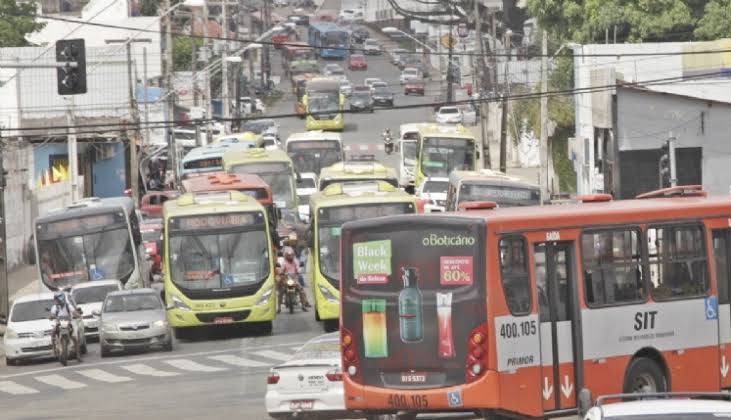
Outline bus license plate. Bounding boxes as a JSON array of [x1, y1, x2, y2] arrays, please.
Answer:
[[214, 317, 233, 324], [289, 400, 314, 410], [387, 394, 429, 410]]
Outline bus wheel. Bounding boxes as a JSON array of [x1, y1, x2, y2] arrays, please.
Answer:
[[623, 357, 667, 394]]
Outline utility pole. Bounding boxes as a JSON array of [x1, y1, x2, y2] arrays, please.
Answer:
[[203, 2, 212, 144], [164, 0, 177, 185], [222, 0, 230, 130], [65, 98, 79, 201], [0, 128, 8, 319], [192, 21, 199, 107], [143, 47, 151, 151], [474, 0, 490, 168], [446, 8, 455, 103], [262, 0, 271, 88], [499, 29, 511, 173], [539, 30, 548, 203]]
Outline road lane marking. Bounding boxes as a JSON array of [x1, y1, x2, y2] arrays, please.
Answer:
[[164, 359, 226, 372], [0, 381, 39, 395], [120, 364, 181, 377], [252, 350, 291, 361], [76, 369, 132, 383], [35, 374, 86, 390], [0, 340, 305, 379], [208, 354, 269, 368]]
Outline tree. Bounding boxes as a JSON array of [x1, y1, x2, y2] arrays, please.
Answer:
[[140, 0, 159, 16], [694, 0, 731, 40], [173, 36, 203, 72], [0, 0, 46, 47]]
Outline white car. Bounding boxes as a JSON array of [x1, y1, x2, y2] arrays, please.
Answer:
[[339, 79, 352, 96], [584, 393, 731, 420], [364, 77, 382, 90], [399, 67, 420, 84], [363, 38, 381, 55], [71, 280, 123, 340], [435, 105, 463, 124], [322, 63, 344, 76], [417, 177, 449, 212], [3, 292, 86, 365], [266, 333, 351, 418], [338, 9, 357, 23], [261, 133, 281, 150], [458, 103, 477, 125], [297, 172, 318, 223]]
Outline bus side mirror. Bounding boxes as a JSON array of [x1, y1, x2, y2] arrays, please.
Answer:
[[476, 150, 481, 160], [0, 314, 6, 326], [304, 224, 314, 248]]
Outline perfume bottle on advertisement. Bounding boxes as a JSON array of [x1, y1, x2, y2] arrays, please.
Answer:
[[362, 299, 388, 358], [437, 292, 455, 359], [399, 267, 423, 343]]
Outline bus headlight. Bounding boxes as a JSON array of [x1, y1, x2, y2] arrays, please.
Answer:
[[318, 284, 339, 303], [256, 286, 274, 306], [171, 295, 191, 311]]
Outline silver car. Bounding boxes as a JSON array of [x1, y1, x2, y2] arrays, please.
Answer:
[[98, 289, 172, 356]]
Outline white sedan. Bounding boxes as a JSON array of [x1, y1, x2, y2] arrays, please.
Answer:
[[266, 333, 357, 419], [417, 177, 450, 212], [435, 105, 463, 124]]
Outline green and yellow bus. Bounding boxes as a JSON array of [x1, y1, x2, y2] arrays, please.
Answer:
[[222, 148, 298, 214], [414, 124, 482, 189], [163, 191, 276, 335], [303, 77, 345, 131], [306, 181, 417, 331], [318, 160, 399, 191]]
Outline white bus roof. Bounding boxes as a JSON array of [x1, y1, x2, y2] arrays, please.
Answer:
[[285, 130, 342, 144]]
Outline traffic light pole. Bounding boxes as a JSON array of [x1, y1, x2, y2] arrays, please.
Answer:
[[668, 136, 677, 187]]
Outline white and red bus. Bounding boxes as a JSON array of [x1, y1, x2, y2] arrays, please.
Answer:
[[340, 186, 731, 419]]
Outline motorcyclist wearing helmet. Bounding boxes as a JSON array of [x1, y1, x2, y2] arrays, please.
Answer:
[[277, 250, 311, 312], [49, 291, 81, 351]]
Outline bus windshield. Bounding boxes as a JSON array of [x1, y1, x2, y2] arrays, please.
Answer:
[[308, 93, 340, 115], [421, 137, 475, 177], [169, 216, 270, 290], [318, 203, 414, 287], [288, 141, 342, 174], [230, 162, 295, 208], [324, 31, 347, 47], [38, 224, 135, 288], [459, 183, 540, 207]]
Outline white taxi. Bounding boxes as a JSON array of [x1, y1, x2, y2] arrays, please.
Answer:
[[584, 392, 731, 420], [266, 333, 357, 419]]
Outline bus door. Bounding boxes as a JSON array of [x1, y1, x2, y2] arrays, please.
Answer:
[[533, 239, 578, 412], [711, 222, 731, 388]]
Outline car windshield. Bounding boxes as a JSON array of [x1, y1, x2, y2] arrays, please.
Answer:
[[351, 55, 364, 61], [72, 285, 120, 304], [424, 180, 449, 193], [103, 294, 161, 313], [374, 87, 390, 94], [242, 121, 274, 134], [318, 203, 414, 282], [421, 137, 475, 177], [352, 91, 370, 99], [230, 162, 296, 208], [440, 107, 459, 114], [404, 70, 417, 76], [169, 229, 270, 290], [11, 299, 53, 322], [365, 40, 377, 46], [298, 178, 316, 189], [38, 225, 135, 289]]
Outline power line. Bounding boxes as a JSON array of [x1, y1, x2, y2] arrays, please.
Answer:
[[23, 13, 731, 59], [3, 70, 725, 134]]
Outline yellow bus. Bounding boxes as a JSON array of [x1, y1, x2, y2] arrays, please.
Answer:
[[306, 181, 417, 332], [318, 160, 399, 191], [303, 77, 345, 131], [163, 191, 276, 336], [414, 124, 482, 189]]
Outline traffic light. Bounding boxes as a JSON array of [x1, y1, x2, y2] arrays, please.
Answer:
[[659, 140, 671, 188], [55, 39, 87, 95]]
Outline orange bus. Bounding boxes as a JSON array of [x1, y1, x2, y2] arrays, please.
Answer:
[[181, 172, 280, 242], [340, 186, 731, 419]]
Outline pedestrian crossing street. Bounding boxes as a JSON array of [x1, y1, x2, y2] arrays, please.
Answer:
[[0, 346, 301, 396]]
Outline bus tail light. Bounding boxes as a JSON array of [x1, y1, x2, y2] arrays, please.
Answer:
[[466, 323, 489, 383], [341, 327, 362, 383]]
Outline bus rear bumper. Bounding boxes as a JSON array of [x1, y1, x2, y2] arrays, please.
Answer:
[[344, 371, 500, 411]]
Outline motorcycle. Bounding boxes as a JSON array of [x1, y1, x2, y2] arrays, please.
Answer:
[[285, 275, 299, 314], [383, 133, 394, 155], [52, 317, 80, 366]]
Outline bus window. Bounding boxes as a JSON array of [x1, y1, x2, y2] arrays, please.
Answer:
[[499, 237, 531, 315], [581, 229, 643, 306], [648, 224, 708, 300], [713, 230, 731, 304]]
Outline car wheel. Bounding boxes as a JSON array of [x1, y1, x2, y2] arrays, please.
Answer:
[[5, 357, 17, 366], [623, 357, 667, 394], [81, 339, 87, 355], [163, 338, 173, 352], [100, 344, 111, 358]]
